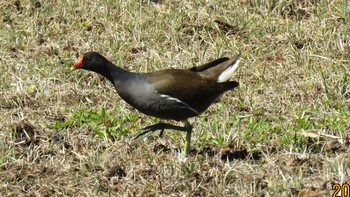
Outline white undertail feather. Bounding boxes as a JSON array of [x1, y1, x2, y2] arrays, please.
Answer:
[[217, 58, 240, 83], [159, 94, 200, 114]]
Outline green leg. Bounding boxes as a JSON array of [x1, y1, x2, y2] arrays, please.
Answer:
[[183, 120, 193, 156]]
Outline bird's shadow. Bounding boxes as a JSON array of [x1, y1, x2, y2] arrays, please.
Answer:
[[151, 142, 262, 162]]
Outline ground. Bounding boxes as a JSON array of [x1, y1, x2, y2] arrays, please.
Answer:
[[0, 0, 349, 196]]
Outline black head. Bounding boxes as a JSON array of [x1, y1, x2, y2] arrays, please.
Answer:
[[72, 52, 109, 72]]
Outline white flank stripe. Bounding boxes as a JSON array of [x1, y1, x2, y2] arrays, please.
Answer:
[[217, 58, 240, 82], [159, 94, 200, 115]]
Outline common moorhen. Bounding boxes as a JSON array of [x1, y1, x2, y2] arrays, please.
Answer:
[[72, 52, 240, 155]]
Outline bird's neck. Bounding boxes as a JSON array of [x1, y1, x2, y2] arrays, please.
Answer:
[[93, 62, 136, 88]]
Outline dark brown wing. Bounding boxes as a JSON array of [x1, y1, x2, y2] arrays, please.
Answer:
[[147, 69, 231, 113]]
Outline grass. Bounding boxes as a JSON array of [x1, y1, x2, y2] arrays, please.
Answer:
[[1, 0, 349, 196]]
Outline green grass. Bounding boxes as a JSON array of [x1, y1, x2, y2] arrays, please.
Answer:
[[52, 107, 140, 140], [0, 0, 349, 196]]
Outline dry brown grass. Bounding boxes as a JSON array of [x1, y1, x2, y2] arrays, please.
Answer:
[[1, 0, 349, 196]]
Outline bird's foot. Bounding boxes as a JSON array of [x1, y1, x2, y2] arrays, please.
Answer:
[[129, 122, 188, 141], [129, 121, 193, 157], [130, 123, 165, 140]]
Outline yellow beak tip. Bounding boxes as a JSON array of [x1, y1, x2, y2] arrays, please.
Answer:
[[70, 67, 76, 71]]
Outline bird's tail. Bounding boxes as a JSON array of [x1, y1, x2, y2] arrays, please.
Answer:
[[199, 54, 240, 82], [217, 57, 240, 82]]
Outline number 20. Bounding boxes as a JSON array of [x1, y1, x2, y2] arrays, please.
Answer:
[[333, 183, 349, 197]]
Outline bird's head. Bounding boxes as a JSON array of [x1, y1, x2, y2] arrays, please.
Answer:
[[71, 52, 108, 72]]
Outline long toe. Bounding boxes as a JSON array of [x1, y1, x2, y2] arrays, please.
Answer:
[[129, 123, 164, 140]]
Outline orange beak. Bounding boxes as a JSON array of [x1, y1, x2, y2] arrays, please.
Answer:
[[71, 55, 84, 71]]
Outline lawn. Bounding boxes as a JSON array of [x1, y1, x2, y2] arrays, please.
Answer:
[[0, 0, 349, 196]]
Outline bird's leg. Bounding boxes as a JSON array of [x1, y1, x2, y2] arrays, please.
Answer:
[[159, 128, 165, 138], [130, 122, 187, 140], [183, 120, 193, 156], [130, 120, 193, 156]]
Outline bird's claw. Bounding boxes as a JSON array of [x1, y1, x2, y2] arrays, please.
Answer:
[[129, 124, 164, 141]]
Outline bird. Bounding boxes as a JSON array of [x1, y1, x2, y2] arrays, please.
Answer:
[[71, 52, 240, 155]]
